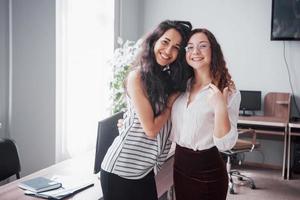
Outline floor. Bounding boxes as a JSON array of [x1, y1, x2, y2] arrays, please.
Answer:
[[160, 166, 300, 200], [226, 166, 300, 200]]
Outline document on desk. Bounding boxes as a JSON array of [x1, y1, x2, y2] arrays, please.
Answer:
[[24, 176, 94, 199]]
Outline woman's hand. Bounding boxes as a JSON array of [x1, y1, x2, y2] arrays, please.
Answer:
[[167, 92, 181, 109], [207, 84, 229, 110], [208, 84, 231, 138], [117, 119, 124, 129]]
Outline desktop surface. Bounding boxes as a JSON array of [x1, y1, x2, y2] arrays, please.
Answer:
[[239, 115, 288, 124], [0, 147, 175, 200], [0, 150, 102, 200]]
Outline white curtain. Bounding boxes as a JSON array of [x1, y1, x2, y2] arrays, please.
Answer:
[[56, 0, 115, 161]]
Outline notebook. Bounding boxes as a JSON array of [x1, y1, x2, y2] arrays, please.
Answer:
[[18, 177, 62, 193], [24, 182, 94, 199]]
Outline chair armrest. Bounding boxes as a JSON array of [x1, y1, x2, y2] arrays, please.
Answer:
[[238, 128, 257, 145]]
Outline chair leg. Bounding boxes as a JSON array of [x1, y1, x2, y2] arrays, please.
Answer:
[[229, 176, 235, 194], [230, 170, 241, 175], [226, 156, 231, 173], [227, 156, 236, 194], [167, 185, 175, 200], [16, 173, 20, 179], [231, 173, 256, 189]]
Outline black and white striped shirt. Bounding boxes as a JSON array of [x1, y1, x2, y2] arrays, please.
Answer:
[[101, 98, 172, 179]]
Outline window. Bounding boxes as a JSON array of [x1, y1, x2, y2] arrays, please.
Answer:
[[56, 0, 115, 160]]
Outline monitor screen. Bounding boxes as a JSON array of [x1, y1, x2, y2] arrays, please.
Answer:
[[271, 0, 300, 40], [239, 90, 261, 114]]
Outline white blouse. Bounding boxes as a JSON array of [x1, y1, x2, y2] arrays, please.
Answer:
[[170, 83, 241, 152]]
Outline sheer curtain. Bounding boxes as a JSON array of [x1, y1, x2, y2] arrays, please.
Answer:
[[56, 0, 115, 161]]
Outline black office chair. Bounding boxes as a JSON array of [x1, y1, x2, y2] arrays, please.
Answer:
[[222, 129, 260, 194], [94, 112, 124, 174], [0, 138, 21, 182]]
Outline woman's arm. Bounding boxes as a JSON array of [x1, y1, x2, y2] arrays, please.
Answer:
[[208, 84, 231, 138], [211, 88, 241, 151], [127, 70, 176, 139]]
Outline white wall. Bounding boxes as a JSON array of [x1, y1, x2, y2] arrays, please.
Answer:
[[118, 0, 144, 41], [141, 0, 300, 97], [121, 0, 300, 112], [0, 0, 9, 138], [9, 0, 56, 176], [120, 0, 300, 166]]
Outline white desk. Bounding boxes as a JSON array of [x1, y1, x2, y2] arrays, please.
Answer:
[[238, 116, 289, 179]]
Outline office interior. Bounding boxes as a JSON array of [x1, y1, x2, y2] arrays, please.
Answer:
[[0, 0, 300, 199]]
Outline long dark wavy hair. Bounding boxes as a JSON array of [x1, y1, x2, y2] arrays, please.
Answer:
[[187, 28, 235, 92], [127, 20, 192, 115]]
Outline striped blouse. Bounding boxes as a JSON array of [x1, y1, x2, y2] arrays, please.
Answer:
[[101, 97, 172, 180]]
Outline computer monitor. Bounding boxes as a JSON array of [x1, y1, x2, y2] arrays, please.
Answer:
[[239, 90, 261, 116]]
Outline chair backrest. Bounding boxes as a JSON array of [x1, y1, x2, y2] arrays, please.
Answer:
[[0, 138, 21, 181], [264, 92, 291, 122], [94, 112, 124, 174], [226, 129, 260, 152]]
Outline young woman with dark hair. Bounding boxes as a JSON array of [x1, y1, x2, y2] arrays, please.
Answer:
[[100, 20, 192, 200], [170, 28, 241, 200]]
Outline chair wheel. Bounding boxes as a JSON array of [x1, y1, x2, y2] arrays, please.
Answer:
[[238, 177, 243, 181], [229, 188, 235, 194], [250, 183, 256, 189]]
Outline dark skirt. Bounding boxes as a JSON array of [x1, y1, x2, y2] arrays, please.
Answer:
[[173, 145, 228, 200], [100, 170, 158, 200]]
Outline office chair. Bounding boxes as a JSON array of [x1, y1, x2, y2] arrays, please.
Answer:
[[94, 112, 124, 174], [222, 129, 260, 194], [0, 138, 21, 182]]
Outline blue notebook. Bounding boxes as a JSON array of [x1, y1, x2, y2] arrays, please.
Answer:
[[18, 177, 62, 193]]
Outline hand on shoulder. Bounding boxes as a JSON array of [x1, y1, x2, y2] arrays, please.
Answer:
[[167, 92, 181, 108]]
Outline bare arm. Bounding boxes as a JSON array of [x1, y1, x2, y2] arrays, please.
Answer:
[[127, 70, 176, 139]]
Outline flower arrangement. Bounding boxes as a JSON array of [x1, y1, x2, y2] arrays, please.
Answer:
[[109, 37, 142, 114]]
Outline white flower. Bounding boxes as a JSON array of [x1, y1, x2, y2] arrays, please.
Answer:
[[109, 38, 142, 113], [109, 38, 142, 71]]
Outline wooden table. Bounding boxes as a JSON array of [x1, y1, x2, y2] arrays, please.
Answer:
[[238, 116, 288, 179], [0, 149, 175, 200], [287, 122, 300, 180]]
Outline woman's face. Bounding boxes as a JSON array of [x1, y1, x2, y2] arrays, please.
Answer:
[[185, 32, 211, 71], [154, 28, 182, 67]]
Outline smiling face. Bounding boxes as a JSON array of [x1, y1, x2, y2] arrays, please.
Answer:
[[185, 32, 212, 71], [154, 28, 182, 67]]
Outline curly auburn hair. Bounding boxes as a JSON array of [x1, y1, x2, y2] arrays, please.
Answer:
[[187, 28, 235, 92]]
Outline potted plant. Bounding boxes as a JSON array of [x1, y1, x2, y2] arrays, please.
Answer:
[[109, 38, 142, 114]]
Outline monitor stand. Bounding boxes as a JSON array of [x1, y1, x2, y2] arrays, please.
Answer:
[[239, 109, 252, 116]]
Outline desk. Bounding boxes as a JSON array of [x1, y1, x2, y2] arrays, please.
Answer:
[[287, 122, 300, 180], [0, 149, 174, 200], [0, 151, 101, 200], [238, 116, 288, 179]]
